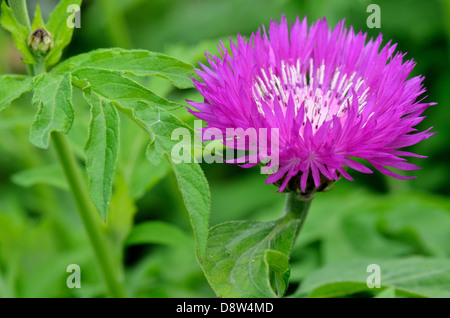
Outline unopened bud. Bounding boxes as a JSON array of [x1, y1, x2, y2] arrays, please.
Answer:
[[27, 28, 53, 56]]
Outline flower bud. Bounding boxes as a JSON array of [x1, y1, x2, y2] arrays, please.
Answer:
[[27, 28, 53, 56]]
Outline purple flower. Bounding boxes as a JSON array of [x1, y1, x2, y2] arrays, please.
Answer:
[[187, 15, 435, 193]]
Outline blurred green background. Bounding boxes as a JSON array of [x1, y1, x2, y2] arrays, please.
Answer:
[[0, 0, 449, 297]]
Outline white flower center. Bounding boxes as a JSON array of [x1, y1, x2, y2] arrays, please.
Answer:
[[252, 59, 370, 131]]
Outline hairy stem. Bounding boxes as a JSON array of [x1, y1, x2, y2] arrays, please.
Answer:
[[9, 0, 31, 31], [9, 0, 125, 298], [283, 192, 312, 239], [8, 0, 35, 75], [52, 132, 126, 298]]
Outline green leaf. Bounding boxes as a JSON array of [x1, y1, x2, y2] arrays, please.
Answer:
[[374, 287, 396, 298], [165, 160, 210, 261], [296, 257, 450, 298], [31, 3, 45, 30], [29, 73, 74, 148], [126, 221, 191, 247], [106, 175, 136, 253], [82, 89, 120, 220], [72, 68, 178, 110], [52, 48, 196, 89], [128, 155, 170, 200], [11, 164, 67, 190], [71, 67, 210, 260], [0, 75, 33, 111], [45, 0, 82, 67], [125, 104, 210, 261], [203, 217, 300, 298], [266, 250, 291, 297], [0, 1, 36, 63], [378, 194, 450, 257]]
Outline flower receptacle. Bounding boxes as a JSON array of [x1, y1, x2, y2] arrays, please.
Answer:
[[27, 27, 53, 56]]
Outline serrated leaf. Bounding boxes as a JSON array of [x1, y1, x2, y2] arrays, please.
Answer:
[[29, 73, 74, 148], [11, 164, 67, 190], [82, 89, 120, 220], [126, 221, 191, 247], [0, 75, 33, 111], [71, 67, 210, 260], [45, 0, 82, 67], [165, 159, 210, 260], [0, 1, 36, 64], [72, 68, 178, 110], [123, 105, 210, 261], [296, 257, 450, 298], [203, 217, 300, 298], [52, 48, 196, 89]]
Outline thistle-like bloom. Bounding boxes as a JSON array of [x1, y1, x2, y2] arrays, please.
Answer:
[[187, 15, 435, 193]]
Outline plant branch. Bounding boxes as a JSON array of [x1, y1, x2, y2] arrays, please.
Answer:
[[51, 132, 126, 298], [9, 0, 31, 31], [8, 0, 126, 297]]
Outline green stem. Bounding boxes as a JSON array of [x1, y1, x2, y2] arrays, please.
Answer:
[[283, 192, 312, 239], [9, 0, 31, 31], [32, 58, 46, 75], [8, 0, 38, 75], [9, 0, 125, 298], [51, 132, 126, 298]]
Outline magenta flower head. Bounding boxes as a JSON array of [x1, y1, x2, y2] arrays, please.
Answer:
[[187, 15, 435, 194]]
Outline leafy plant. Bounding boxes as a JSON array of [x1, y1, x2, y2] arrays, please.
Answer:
[[0, 0, 448, 299], [0, 0, 209, 297]]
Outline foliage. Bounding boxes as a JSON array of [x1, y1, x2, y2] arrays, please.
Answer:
[[0, 0, 448, 298]]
